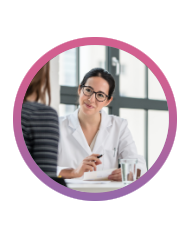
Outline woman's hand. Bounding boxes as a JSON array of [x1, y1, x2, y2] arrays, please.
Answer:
[[108, 168, 122, 181], [108, 169, 139, 181], [73, 154, 102, 178]]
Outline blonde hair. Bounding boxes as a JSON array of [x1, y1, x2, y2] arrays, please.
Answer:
[[24, 62, 51, 105]]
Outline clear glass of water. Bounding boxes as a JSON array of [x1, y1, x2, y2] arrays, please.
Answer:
[[119, 158, 138, 185]]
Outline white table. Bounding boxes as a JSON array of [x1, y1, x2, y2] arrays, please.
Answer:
[[67, 182, 126, 193]]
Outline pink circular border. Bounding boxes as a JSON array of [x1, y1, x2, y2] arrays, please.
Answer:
[[13, 37, 177, 201]]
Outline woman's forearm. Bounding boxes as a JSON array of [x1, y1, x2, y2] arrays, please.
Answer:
[[58, 168, 77, 179]]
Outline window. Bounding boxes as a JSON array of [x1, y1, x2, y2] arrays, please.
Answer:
[[120, 108, 146, 157], [80, 46, 106, 82], [59, 104, 78, 117], [59, 48, 78, 86], [120, 50, 146, 98], [148, 69, 166, 100], [148, 110, 169, 168]]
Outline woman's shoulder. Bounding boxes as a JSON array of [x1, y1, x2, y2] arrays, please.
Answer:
[[103, 110, 127, 124], [22, 101, 58, 119], [59, 109, 79, 129], [103, 113, 128, 131], [59, 112, 73, 126]]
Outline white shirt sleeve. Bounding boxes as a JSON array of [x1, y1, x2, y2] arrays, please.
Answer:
[[118, 119, 138, 158]]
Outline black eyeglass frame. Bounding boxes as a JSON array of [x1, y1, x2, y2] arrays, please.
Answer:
[[81, 85, 110, 102]]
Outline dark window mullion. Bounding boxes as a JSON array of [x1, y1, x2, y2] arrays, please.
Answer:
[[145, 66, 149, 168], [108, 96, 168, 110], [60, 86, 78, 95]]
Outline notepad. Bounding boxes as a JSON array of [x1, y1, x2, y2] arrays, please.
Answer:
[[65, 169, 116, 184], [83, 168, 116, 181]]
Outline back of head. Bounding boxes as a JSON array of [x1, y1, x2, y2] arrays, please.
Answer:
[[24, 62, 51, 105]]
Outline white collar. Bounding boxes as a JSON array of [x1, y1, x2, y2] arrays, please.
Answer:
[[68, 108, 112, 130]]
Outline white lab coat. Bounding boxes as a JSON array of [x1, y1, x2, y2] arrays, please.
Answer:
[[57, 109, 147, 176]]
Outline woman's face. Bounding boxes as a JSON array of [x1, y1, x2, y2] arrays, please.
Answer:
[[78, 76, 113, 116]]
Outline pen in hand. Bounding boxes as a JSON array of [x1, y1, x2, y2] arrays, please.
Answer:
[[92, 154, 103, 163], [97, 154, 103, 159], [89, 154, 103, 172]]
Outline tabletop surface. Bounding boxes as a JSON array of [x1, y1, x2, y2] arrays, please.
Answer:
[[67, 182, 126, 189]]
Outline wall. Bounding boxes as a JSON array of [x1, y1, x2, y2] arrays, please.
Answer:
[[50, 56, 59, 114]]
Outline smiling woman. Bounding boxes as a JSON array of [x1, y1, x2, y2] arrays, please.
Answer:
[[57, 68, 147, 181]]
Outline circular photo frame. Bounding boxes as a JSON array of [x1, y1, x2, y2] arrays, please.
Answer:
[[13, 37, 177, 201]]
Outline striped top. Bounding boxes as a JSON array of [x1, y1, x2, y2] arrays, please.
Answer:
[[21, 101, 59, 177]]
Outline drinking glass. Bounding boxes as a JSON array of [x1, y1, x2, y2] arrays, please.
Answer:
[[119, 158, 138, 185]]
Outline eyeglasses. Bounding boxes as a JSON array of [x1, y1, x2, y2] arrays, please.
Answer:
[[81, 86, 109, 102]]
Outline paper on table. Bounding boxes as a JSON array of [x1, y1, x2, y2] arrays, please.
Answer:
[[83, 168, 117, 181], [65, 179, 111, 184]]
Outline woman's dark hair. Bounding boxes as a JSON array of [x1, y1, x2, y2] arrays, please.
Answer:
[[80, 68, 115, 99]]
